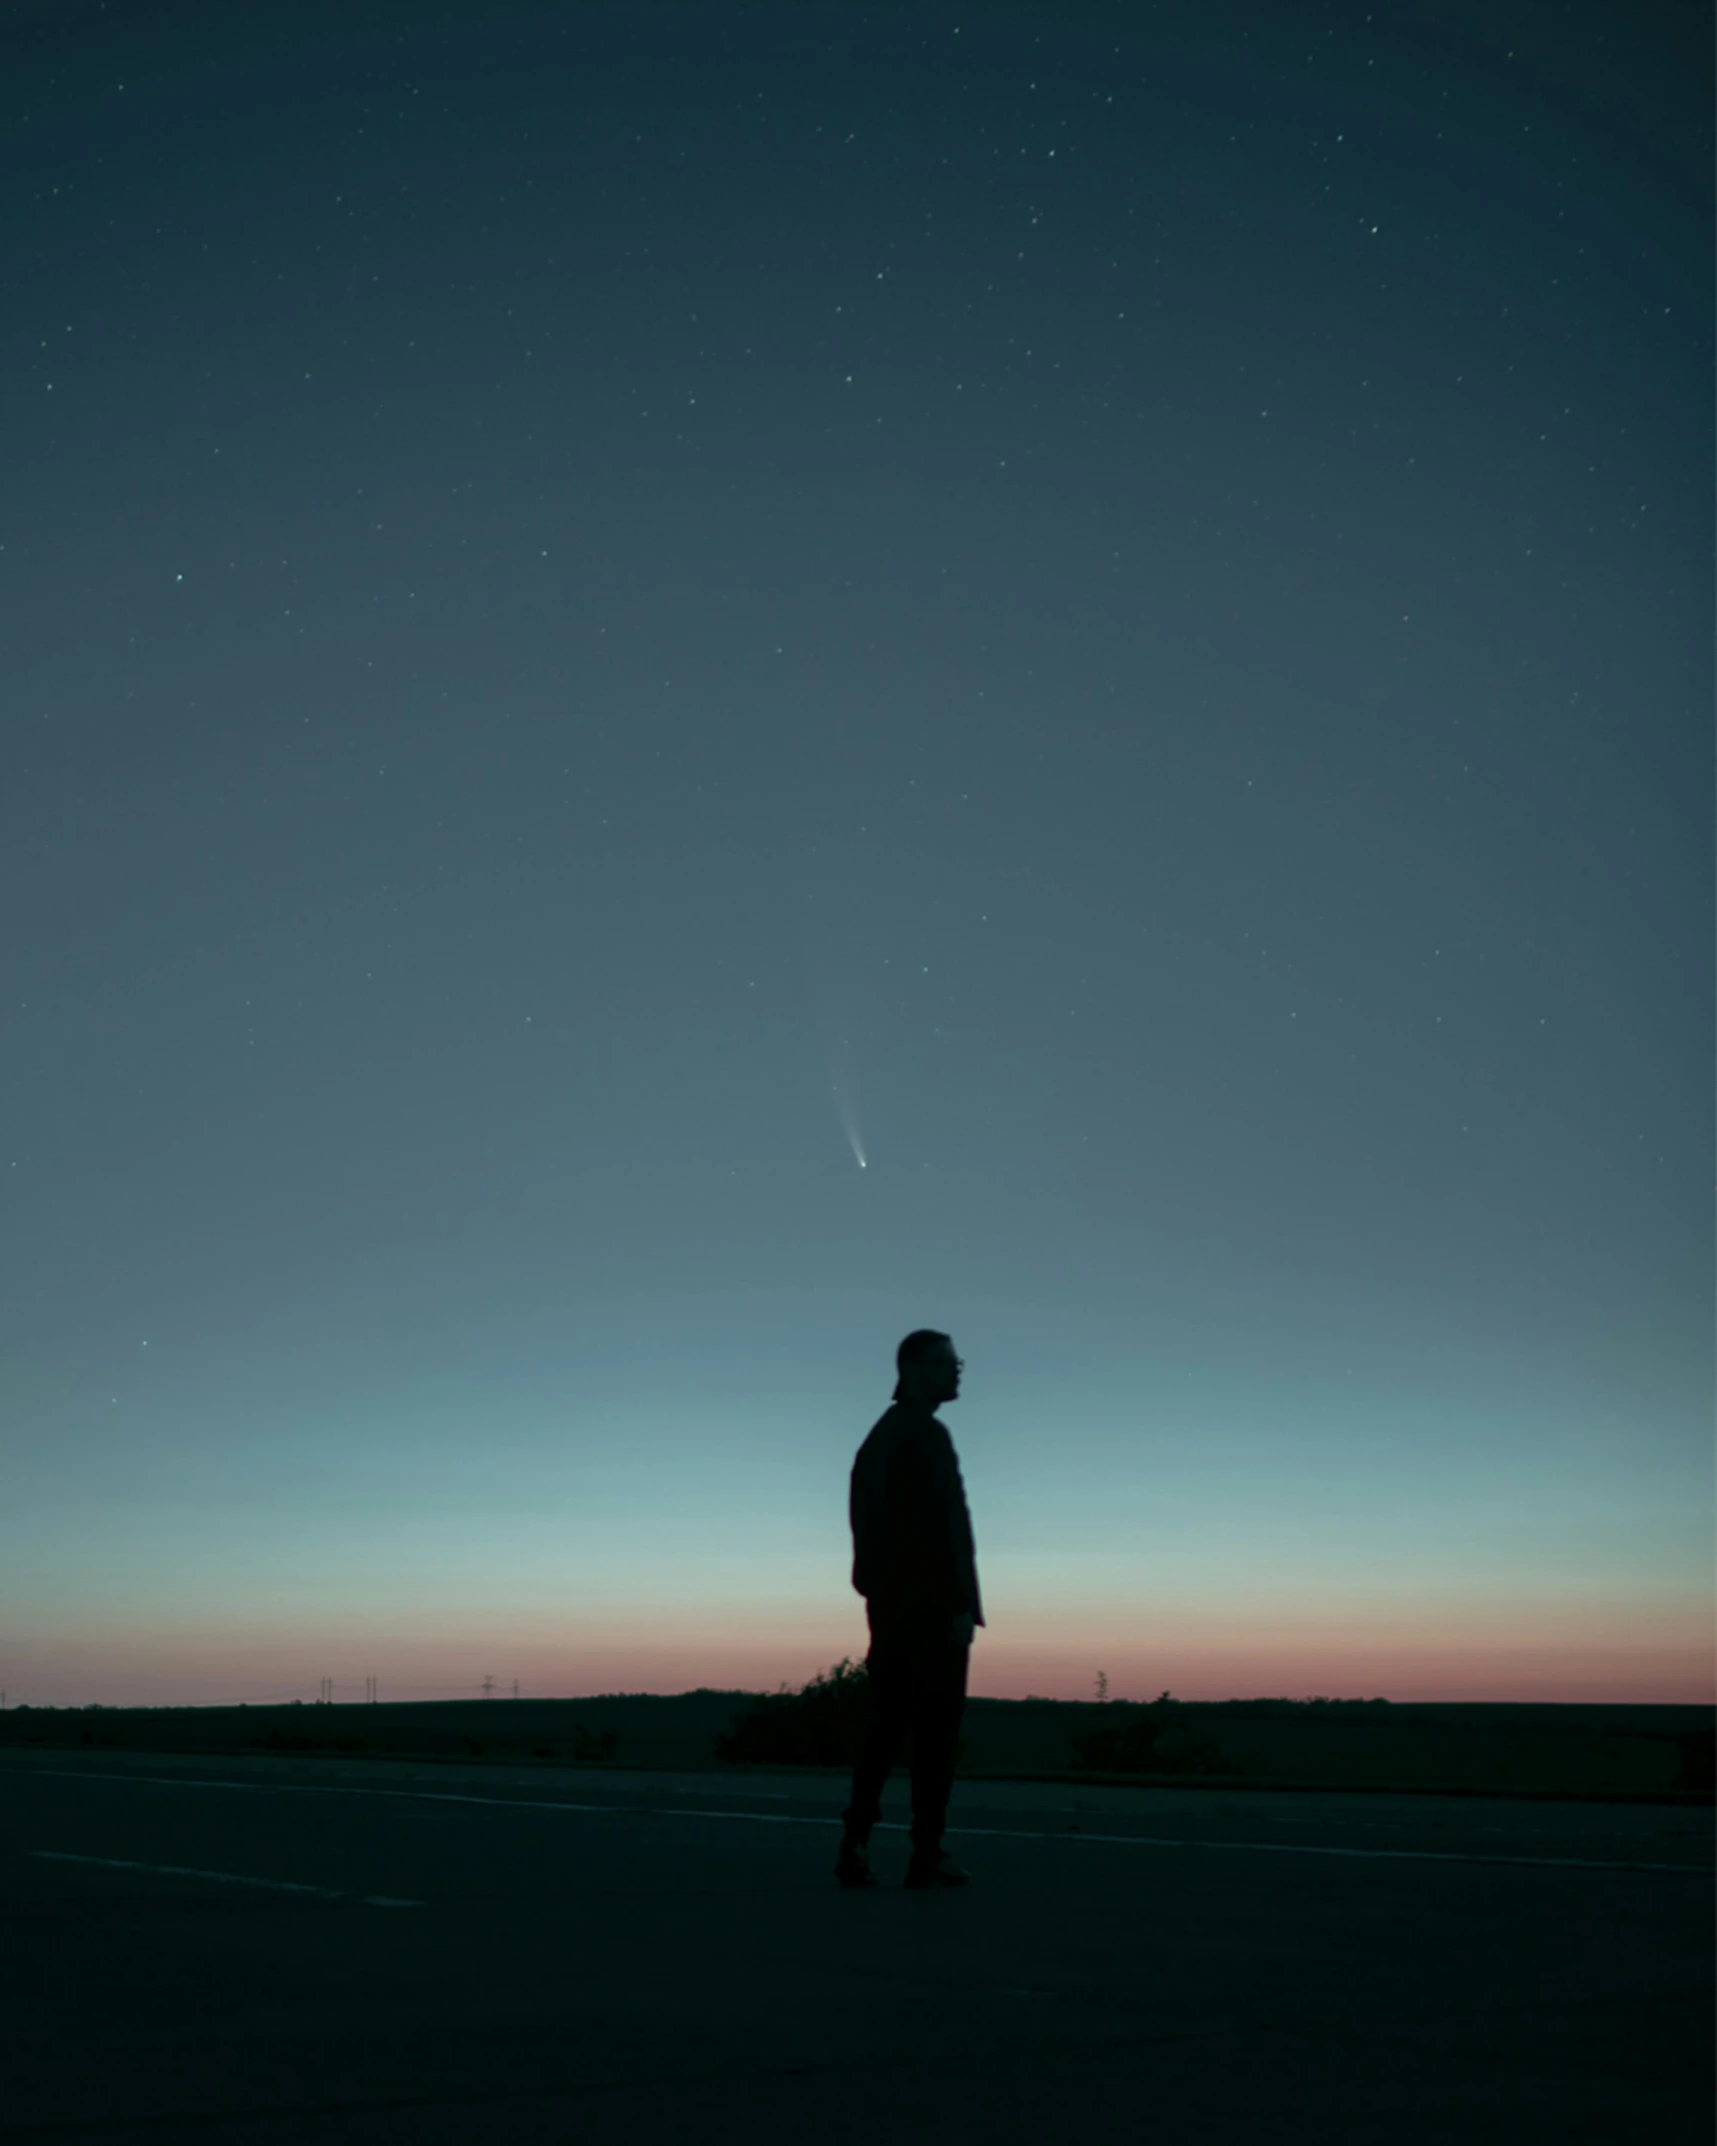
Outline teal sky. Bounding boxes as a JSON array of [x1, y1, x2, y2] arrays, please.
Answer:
[[2, 0, 1710, 1707]]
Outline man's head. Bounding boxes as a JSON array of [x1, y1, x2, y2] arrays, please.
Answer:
[[894, 1328, 962, 1410]]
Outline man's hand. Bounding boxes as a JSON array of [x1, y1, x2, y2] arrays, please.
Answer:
[[950, 1610, 975, 1647]]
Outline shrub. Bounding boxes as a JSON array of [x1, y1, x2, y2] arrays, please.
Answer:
[[716, 1658, 872, 1766], [717, 1657, 970, 1771], [569, 1725, 617, 1762], [717, 1660, 858, 1766], [1069, 1691, 1231, 1777]]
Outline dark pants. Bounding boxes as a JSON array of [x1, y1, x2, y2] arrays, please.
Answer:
[[841, 1614, 971, 1856]]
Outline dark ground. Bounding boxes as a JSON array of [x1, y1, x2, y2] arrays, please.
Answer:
[[5, 1693, 1709, 1798], [3, 1746, 1710, 2143]]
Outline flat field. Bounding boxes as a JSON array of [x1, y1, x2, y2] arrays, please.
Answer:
[[3, 1693, 1709, 1800]]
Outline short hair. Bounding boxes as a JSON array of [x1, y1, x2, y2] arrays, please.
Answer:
[[896, 1328, 952, 1379]]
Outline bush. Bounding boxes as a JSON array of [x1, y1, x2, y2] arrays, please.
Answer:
[[716, 1658, 874, 1766], [569, 1725, 617, 1762], [1069, 1691, 1232, 1777], [716, 1657, 971, 1771]]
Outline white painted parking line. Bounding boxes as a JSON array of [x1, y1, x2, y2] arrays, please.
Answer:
[[32, 1848, 423, 1906], [21, 1766, 1709, 1875], [934, 1821, 1711, 1874]]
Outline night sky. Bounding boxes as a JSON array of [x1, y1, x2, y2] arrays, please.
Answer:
[[4, 0, 1710, 1710]]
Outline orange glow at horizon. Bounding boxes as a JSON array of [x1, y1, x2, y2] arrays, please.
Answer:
[[7, 1593, 1711, 1710]]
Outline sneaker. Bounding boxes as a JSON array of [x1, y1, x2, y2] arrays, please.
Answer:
[[904, 1848, 971, 1889], [834, 1837, 879, 1890]]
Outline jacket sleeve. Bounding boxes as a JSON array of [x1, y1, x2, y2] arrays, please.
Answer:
[[849, 1439, 883, 1600], [945, 1433, 986, 1629]]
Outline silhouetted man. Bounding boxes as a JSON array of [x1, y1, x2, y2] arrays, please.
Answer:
[[835, 1328, 985, 1890]]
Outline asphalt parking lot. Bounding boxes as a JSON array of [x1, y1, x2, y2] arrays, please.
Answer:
[[3, 1748, 1710, 2143]]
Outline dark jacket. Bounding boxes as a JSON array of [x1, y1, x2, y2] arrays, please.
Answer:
[[849, 1398, 985, 1637]]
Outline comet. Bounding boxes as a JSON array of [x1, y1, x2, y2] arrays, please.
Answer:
[[838, 1088, 867, 1171], [832, 1041, 866, 1170]]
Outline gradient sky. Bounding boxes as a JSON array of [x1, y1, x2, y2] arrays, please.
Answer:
[[3, 0, 1710, 1710]]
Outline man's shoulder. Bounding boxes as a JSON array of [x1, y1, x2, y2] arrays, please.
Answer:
[[852, 1408, 893, 1464], [855, 1402, 935, 1457]]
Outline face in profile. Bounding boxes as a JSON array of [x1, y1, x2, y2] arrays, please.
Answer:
[[920, 1343, 962, 1405]]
